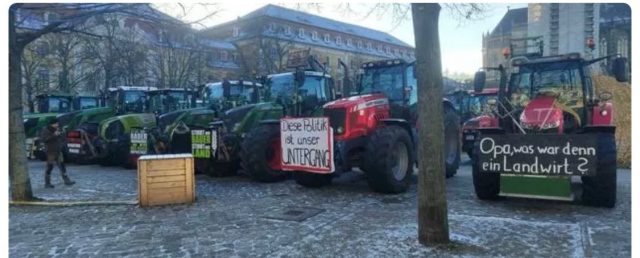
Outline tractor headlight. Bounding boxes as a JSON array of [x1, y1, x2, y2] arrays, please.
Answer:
[[540, 120, 560, 130], [335, 126, 344, 134], [23, 119, 28, 124]]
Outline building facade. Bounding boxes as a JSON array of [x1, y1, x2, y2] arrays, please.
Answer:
[[200, 4, 415, 95], [481, 7, 528, 83]]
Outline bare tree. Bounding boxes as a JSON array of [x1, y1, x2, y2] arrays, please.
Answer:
[[21, 43, 47, 111], [43, 32, 94, 93]]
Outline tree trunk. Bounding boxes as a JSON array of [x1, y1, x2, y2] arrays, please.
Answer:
[[9, 9, 35, 201], [412, 3, 450, 245]]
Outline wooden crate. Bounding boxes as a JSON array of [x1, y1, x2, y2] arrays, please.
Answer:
[[138, 154, 195, 207]]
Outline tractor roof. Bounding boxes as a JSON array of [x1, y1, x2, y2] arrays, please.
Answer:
[[467, 88, 499, 96], [268, 71, 332, 78], [361, 59, 407, 68], [206, 81, 263, 88], [511, 53, 585, 67], [114, 86, 158, 91]]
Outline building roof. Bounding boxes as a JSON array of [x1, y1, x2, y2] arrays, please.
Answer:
[[490, 7, 528, 37], [212, 4, 412, 49]]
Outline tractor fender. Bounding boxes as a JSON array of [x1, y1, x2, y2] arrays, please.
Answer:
[[259, 119, 280, 125], [379, 119, 415, 145], [442, 98, 456, 114]]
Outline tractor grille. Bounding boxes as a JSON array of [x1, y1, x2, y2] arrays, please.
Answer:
[[324, 108, 346, 135]]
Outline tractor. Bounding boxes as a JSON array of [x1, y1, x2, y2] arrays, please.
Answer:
[[460, 89, 499, 158], [66, 86, 155, 165], [287, 59, 461, 193], [24, 93, 101, 160], [471, 52, 628, 207], [95, 87, 198, 168], [147, 80, 261, 174]]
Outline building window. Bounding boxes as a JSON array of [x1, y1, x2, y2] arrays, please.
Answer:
[[37, 69, 49, 87], [324, 34, 330, 43], [357, 41, 363, 49], [284, 25, 292, 36], [159, 30, 166, 43], [232, 27, 239, 37], [312, 31, 318, 41], [268, 23, 276, 32], [298, 28, 305, 38], [367, 42, 373, 50], [377, 45, 383, 52], [232, 53, 238, 62], [336, 36, 342, 45], [221, 51, 228, 61], [385, 46, 391, 54], [346, 38, 352, 47]]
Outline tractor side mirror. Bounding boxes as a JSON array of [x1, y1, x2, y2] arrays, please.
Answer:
[[612, 57, 629, 83], [473, 71, 486, 93], [222, 80, 231, 98]]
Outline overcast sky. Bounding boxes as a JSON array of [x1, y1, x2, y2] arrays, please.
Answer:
[[154, 3, 528, 75]]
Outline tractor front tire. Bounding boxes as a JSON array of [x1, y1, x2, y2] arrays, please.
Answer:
[[444, 105, 461, 178], [362, 126, 414, 194], [582, 133, 617, 208], [472, 140, 500, 200], [241, 123, 288, 182], [294, 172, 333, 188]]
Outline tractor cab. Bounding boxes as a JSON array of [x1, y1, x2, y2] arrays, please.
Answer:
[[31, 94, 74, 114], [73, 96, 101, 110], [147, 88, 198, 115], [266, 70, 334, 116], [358, 59, 417, 122], [203, 80, 261, 111]]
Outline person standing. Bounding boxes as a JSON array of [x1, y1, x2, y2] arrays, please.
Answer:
[[39, 118, 75, 188]]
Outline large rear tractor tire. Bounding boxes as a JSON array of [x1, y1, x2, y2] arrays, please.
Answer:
[[471, 139, 500, 200], [444, 105, 461, 178], [240, 123, 288, 182], [582, 133, 617, 208], [294, 172, 333, 188], [362, 126, 414, 194]]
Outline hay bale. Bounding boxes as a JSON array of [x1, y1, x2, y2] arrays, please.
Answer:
[[593, 75, 631, 168]]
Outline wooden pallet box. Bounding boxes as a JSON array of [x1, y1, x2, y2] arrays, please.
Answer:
[[138, 154, 195, 207]]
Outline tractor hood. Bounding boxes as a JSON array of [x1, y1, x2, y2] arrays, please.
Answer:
[[463, 115, 497, 130], [24, 112, 58, 119], [519, 96, 562, 130], [323, 93, 388, 111], [99, 113, 156, 141]]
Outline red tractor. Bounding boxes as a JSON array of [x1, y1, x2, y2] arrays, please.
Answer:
[[461, 88, 499, 158], [291, 59, 461, 193], [471, 53, 628, 207]]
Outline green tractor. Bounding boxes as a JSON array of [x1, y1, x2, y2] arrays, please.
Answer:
[[95, 87, 198, 168], [66, 86, 155, 165], [234, 67, 336, 180], [24, 93, 100, 160], [151, 80, 261, 173]]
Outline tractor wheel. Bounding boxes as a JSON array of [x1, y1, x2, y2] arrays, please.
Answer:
[[294, 172, 333, 188], [471, 145, 500, 200], [35, 150, 47, 162], [208, 162, 238, 177], [444, 105, 461, 178], [362, 125, 414, 194], [582, 133, 617, 208], [240, 123, 287, 182]]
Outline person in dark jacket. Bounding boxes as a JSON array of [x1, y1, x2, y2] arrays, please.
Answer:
[[40, 118, 75, 188]]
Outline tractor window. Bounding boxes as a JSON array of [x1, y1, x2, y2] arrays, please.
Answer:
[[361, 65, 404, 103], [79, 98, 98, 110], [270, 74, 296, 98], [121, 90, 147, 113], [48, 97, 71, 113], [511, 63, 584, 109], [299, 76, 329, 102], [406, 65, 417, 105]]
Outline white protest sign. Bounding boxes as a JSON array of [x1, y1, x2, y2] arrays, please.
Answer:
[[280, 117, 334, 173]]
